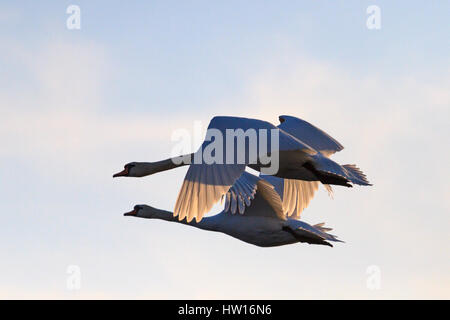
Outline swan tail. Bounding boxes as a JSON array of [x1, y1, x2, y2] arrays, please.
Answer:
[[285, 220, 343, 247], [342, 164, 372, 186], [312, 222, 342, 243], [311, 155, 371, 187]]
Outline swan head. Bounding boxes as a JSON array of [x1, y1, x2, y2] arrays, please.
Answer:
[[123, 204, 152, 218], [113, 162, 153, 178]]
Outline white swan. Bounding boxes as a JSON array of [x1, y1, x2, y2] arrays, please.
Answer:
[[124, 172, 342, 247], [114, 115, 370, 222]]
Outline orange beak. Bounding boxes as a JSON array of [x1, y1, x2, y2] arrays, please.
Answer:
[[124, 208, 138, 216], [113, 167, 129, 178]]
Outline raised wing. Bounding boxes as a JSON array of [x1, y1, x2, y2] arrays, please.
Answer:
[[174, 116, 309, 222], [224, 171, 285, 220], [223, 171, 259, 214], [278, 115, 344, 156]]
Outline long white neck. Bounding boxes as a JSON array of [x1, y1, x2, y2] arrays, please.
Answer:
[[134, 153, 194, 177], [137, 206, 220, 232]]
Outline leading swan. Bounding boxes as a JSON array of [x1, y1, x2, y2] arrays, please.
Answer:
[[114, 115, 371, 222]]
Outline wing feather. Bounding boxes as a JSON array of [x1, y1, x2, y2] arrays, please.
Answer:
[[223, 171, 285, 219], [284, 180, 319, 219], [260, 175, 320, 219], [174, 163, 245, 222]]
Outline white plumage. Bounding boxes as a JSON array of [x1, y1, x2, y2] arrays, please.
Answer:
[[125, 172, 342, 247], [115, 114, 371, 247]]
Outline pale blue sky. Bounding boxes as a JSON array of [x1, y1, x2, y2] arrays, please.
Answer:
[[0, 1, 449, 298]]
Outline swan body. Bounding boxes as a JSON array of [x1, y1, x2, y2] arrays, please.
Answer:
[[114, 115, 371, 223], [127, 207, 302, 247]]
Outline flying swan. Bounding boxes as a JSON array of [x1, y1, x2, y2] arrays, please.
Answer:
[[124, 172, 342, 247], [114, 115, 371, 223]]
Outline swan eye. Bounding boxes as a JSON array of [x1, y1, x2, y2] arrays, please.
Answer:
[[134, 205, 141, 211]]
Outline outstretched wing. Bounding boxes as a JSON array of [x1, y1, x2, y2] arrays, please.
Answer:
[[174, 116, 309, 222], [278, 115, 343, 156], [281, 179, 320, 219], [175, 163, 245, 222]]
